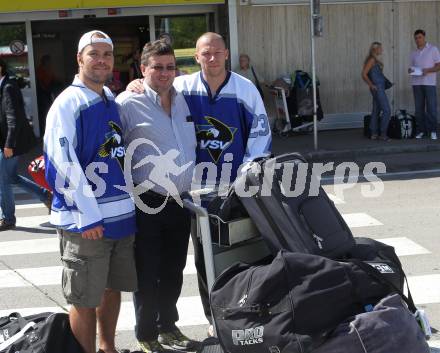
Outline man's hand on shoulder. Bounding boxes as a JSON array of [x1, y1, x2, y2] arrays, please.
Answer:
[[3, 148, 13, 158], [126, 78, 145, 94], [82, 225, 104, 240]]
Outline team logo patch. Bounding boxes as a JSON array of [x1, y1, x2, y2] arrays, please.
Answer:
[[196, 116, 237, 163], [98, 121, 125, 170]]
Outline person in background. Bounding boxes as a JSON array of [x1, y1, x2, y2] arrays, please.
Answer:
[[0, 58, 51, 231], [362, 42, 391, 141], [409, 29, 440, 140], [236, 54, 265, 100], [36, 54, 59, 134], [129, 49, 143, 82]]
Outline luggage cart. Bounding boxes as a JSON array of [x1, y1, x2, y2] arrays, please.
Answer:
[[182, 193, 271, 336], [269, 85, 292, 136], [268, 84, 314, 136]]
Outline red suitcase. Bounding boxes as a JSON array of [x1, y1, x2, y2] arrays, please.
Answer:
[[28, 155, 52, 192]]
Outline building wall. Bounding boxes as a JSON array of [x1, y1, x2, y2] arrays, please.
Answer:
[[236, 1, 440, 117]]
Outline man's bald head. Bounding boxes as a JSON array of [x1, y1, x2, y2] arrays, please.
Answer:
[[195, 32, 229, 82], [196, 32, 226, 51]]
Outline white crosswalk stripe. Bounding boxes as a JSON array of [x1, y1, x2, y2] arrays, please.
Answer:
[[1, 266, 439, 308], [430, 341, 440, 348], [379, 237, 430, 256], [0, 257, 197, 288], [327, 193, 346, 205], [16, 202, 46, 210], [1, 188, 439, 351], [342, 212, 383, 227], [0, 297, 209, 330], [15, 215, 52, 229], [408, 275, 440, 305], [0, 238, 58, 256]]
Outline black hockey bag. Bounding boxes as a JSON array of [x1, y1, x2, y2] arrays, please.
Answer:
[[0, 312, 84, 353], [235, 153, 355, 258], [210, 250, 401, 353], [387, 109, 416, 139]]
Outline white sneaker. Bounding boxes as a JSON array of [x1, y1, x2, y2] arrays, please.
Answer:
[[415, 132, 424, 139], [431, 132, 438, 140]]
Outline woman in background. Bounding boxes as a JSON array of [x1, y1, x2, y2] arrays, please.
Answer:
[[362, 42, 391, 141]]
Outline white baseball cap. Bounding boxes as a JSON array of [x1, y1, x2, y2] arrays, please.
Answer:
[[77, 30, 113, 53]]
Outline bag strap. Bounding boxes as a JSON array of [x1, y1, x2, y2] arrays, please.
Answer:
[[349, 258, 417, 313], [0, 321, 36, 351], [2, 312, 28, 330], [250, 66, 261, 88]]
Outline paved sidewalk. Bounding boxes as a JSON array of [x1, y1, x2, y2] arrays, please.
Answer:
[[272, 128, 440, 161]]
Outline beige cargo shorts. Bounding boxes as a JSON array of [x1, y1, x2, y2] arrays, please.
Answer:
[[58, 229, 137, 308]]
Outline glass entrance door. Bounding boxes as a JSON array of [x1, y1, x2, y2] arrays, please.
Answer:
[[0, 23, 32, 121], [155, 14, 214, 74]]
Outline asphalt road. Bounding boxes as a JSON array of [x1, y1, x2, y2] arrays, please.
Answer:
[[0, 158, 439, 352]]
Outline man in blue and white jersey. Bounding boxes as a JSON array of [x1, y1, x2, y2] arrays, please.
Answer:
[[44, 30, 136, 353], [174, 32, 271, 185], [176, 32, 272, 330]]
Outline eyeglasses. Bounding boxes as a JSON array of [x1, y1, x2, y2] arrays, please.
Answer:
[[150, 65, 176, 72]]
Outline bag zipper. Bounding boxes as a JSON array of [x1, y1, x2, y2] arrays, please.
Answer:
[[238, 266, 259, 307]]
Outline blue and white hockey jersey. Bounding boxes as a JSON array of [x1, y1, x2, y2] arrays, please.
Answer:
[[43, 76, 136, 239], [174, 71, 272, 183]]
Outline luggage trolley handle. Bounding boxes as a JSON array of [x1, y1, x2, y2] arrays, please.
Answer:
[[182, 199, 216, 291], [182, 197, 219, 336]]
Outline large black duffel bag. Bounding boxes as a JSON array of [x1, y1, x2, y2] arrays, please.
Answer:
[[0, 312, 84, 353], [210, 250, 409, 353]]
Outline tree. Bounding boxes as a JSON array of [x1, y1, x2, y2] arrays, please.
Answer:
[[0, 24, 26, 47]]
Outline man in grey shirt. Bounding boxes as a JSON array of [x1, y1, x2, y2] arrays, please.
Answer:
[[116, 40, 197, 353]]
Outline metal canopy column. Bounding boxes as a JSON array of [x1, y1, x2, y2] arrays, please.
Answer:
[[25, 20, 40, 137], [228, 0, 239, 70]]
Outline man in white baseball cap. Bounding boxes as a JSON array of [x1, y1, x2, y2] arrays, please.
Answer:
[[77, 30, 114, 53], [44, 30, 137, 353]]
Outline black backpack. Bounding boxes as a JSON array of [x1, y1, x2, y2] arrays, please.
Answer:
[[235, 153, 355, 258], [387, 110, 416, 139], [287, 70, 324, 124], [363, 115, 372, 138], [0, 312, 84, 353]]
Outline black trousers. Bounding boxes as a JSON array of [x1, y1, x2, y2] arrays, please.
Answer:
[[133, 194, 191, 341]]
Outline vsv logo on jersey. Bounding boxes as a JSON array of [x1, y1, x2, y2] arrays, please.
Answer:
[[98, 121, 125, 170], [111, 147, 125, 158], [196, 116, 237, 163], [232, 326, 264, 346]]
